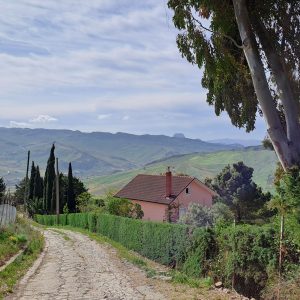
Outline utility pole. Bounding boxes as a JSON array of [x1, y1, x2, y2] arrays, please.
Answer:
[[55, 158, 60, 225], [24, 150, 30, 215]]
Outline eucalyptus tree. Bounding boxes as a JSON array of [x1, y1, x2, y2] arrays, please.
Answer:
[[168, 0, 300, 170]]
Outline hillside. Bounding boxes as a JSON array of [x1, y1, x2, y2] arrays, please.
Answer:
[[86, 148, 278, 195], [0, 127, 241, 187]]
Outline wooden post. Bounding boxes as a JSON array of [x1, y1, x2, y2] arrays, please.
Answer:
[[277, 214, 285, 300], [24, 150, 30, 214], [56, 158, 60, 225]]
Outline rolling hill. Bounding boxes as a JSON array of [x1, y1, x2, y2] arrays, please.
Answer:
[[0, 127, 242, 187], [85, 148, 278, 195]]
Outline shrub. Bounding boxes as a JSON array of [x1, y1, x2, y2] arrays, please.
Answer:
[[214, 224, 277, 298], [106, 197, 144, 219]]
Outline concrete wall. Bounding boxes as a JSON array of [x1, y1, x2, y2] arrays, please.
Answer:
[[0, 204, 17, 228]]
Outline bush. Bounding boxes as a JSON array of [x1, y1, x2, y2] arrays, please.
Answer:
[[106, 197, 144, 219], [214, 224, 277, 298]]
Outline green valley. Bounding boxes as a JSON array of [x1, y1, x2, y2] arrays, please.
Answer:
[[85, 148, 278, 195]]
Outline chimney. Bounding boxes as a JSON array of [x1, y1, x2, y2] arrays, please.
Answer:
[[166, 166, 172, 198]]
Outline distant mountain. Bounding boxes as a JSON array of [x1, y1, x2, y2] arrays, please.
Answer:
[[207, 138, 261, 147], [0, 127, 242, 187], [86, 148, 278, 196], [173, 133, 186, 138]]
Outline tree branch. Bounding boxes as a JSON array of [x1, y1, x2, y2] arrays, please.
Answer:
[[192, 16, 244, 49]]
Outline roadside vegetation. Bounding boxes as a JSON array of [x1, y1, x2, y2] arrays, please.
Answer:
[[0, 217, 44, 299]]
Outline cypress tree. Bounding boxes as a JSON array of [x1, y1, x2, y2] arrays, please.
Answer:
[[44, 144, 56, 214], [33, 165, 43, 199], [67, 162, 76, 213], [28, 161, 36, 200]]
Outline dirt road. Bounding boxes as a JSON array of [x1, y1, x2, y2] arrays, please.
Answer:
[[7, 229, 165, 300], [7, 229, 234, 300]]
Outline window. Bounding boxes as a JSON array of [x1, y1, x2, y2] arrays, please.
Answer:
[[179, 207, 187, 218], [185, 187, 190, 194]]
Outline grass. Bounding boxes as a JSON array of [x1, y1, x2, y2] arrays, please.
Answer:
[[85, 149, 278, 195], [47, 225, 214, 290], [0, 218, 44, 299], [0, 216, 34, 267]]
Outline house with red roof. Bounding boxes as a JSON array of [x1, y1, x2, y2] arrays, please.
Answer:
[[115, 168, 217, 222]]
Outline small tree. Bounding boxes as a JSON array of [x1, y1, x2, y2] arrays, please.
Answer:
[[15, 178, 26, 205], [207, 161, 271, 222], [106, 196, 144, 219], [179, 202, 233, 227], [179, 203, 213, 227], [268, 167, 300, 277]]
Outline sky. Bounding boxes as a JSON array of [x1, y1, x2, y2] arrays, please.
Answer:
[[0, 0, 266, 141]]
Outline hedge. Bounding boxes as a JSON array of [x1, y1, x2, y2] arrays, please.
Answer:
[[35, 212, 299, 298], [35, 213, 208, 271]]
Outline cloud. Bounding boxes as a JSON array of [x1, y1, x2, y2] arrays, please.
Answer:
[[97, 114, 111, 120], [9, 121, 31, 128], [0, 0, 266, 140], [122, 115, 130, 121], [29, 115, 58, 123]]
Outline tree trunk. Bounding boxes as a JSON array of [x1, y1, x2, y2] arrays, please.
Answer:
[[253, 19, 300, 161], [232, 0, 298, 170]]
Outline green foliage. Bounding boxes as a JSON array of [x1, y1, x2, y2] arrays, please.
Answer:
[[67, 162, 76, 213], [179, 203, 213, 227], [179, 202, 233, 228], [43, 144, 56, 214], [208, 161, 271, 222], [14, 178, 26, 205], [76, 192, 92, 212], [270, 167, 300, 217], [268, 167, 300, 257], [33, 166, 43, 200], [215, 224, 278, 298], [0, 177, 6, 203], [0, 218, 44, 298], [182, 228, 216, 277], [26, 198, 44, 218], [28, 161, 36, 201], [167, 0, 300, 134], [106, 196, 144, 219]]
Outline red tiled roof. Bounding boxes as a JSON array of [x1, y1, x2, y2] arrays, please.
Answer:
[[115, 174, 194, 205]]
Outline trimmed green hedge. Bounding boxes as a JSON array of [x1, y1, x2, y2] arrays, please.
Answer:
[[35, 213, 208, 270]]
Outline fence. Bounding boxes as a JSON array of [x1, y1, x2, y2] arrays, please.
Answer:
[[0, 204, 17, 227]]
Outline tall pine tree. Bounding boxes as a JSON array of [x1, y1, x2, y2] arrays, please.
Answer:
[[43, 144, 56, 214], [67, 162, 76, 213]]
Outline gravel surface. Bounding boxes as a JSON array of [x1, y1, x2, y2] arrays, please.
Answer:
[[6, 229, 164, 300]]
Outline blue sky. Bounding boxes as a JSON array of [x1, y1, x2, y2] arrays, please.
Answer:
[[0, 0, 266, 140]]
